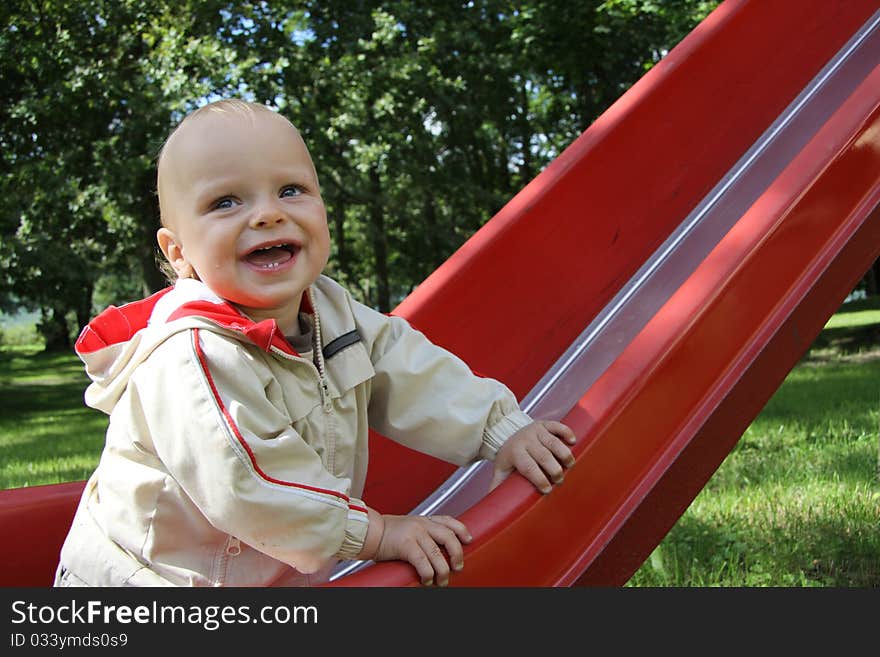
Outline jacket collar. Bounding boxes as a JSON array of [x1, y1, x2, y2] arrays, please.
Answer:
[[75, 280, 315, 358]]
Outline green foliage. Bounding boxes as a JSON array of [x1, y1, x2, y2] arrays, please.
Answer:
[[1, 0, 719, 320], [1, 0, 242, 340]]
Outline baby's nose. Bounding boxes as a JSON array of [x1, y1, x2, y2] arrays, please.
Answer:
[[251, 203, 287, 228]]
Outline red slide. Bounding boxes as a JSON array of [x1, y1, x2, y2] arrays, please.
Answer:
[[2, 0, 880, 587]]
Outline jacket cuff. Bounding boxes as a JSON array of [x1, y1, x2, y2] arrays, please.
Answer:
[[480, 408, 533, 460], [334, 501, 370, 560]]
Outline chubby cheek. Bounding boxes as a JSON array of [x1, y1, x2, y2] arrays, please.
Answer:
[[191, 240, 240, 283], [207, 231, 241, 265], [315, 235, 331, 270]]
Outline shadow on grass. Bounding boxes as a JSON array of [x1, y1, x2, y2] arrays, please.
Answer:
[[645, 512, 880, 587], [633, 311, 880, 587], [0, 381, 106, 450], [717, 442, 877, 493], [0, 380, 88, 416], [751, 360, 880, 435], [0, 349, 86, 382], [0, 352, 106, 488], [803, 323, 880, 363]]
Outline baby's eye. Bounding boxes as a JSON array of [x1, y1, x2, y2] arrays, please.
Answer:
[[280, 185, 304, 198], [212, 197, 237, 210]]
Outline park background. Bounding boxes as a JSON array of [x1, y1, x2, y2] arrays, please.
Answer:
[[1, 0, 878, 586]]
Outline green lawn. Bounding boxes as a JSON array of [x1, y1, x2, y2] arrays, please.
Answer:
[[628, 357, 880, 586], [0, 346, 109, 488], [822, 295, 880, 330], [1, 297, 878, 586], [628, 295, 880, 587]]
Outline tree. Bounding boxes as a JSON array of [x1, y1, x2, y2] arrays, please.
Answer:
[[224, 1, 718, 310], [0, 0, 242, 347], [1, 0, 721, 338]]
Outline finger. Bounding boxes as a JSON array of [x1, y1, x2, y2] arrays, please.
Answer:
[[404, 543, 437, 587], [427, 520, 465, 572], [417, 535, 451, 586], [527, 442, 566, 485], [427, 515, 473, 544], [538, 431, 576, 468], [514, 452, 553, 494], [541, 420, 577, 444]]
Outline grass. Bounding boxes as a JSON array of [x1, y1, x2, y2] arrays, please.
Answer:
[[0, 345, 109, 488], [628, 295, 880, 587], [822, 295, 880, 330], [1, 297, 878, 586]]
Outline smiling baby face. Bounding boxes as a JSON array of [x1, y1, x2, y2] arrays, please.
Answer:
[[156, 102, 330, 333]]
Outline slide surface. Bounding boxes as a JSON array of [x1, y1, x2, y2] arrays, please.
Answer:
[[2, 0, 880, 587]]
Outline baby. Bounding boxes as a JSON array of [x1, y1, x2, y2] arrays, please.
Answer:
[[55, 99, 575, 587]]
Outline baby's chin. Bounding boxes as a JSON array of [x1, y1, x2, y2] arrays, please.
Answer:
[[227, 291, 311, 319]]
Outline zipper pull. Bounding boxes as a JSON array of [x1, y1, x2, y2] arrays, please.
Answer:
[[226, 536, 241, 556], [321, 379, 332, 413]]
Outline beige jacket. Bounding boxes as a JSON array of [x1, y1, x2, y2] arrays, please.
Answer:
[[56, 275, 532, 586]]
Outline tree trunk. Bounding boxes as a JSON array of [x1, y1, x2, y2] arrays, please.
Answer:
[[422, 192, 439, 280], [141, 247, 167, 296], [865, 257, 879, 296], [518, 83, 534, 184], [140, 177, 168, 295], [369, 167, 390, 312], [332, 198, 350, 282], [38, 307, 71, 352], [75, 280, 94, 333]]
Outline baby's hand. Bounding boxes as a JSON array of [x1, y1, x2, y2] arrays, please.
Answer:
[[374, 514, 472, 587], [490, 420, 576, 494]]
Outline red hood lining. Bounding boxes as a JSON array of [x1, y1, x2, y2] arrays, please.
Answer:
[[75, 286, 314, 357]]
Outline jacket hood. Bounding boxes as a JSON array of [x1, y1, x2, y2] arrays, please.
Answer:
[[75, 279, 308, 413]]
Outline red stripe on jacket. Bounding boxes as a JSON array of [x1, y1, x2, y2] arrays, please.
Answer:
[[191, 328, 367, 514]]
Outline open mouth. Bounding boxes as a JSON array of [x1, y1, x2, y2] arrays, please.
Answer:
[[244, 243, 299, 270]]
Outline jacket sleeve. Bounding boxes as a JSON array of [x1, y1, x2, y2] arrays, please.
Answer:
[[130, 328, 369, 573], [352, 299, 533, 466]]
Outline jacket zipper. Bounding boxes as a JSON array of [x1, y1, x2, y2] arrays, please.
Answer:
[[308, 303, 336, 473], [270, 347, 332, 413], [315, 360, 333, 414], [270, 344, 336, 472], [215, 535, 241, 586]]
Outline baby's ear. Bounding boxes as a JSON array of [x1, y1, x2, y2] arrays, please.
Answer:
[[156, 227, 194, 279]]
